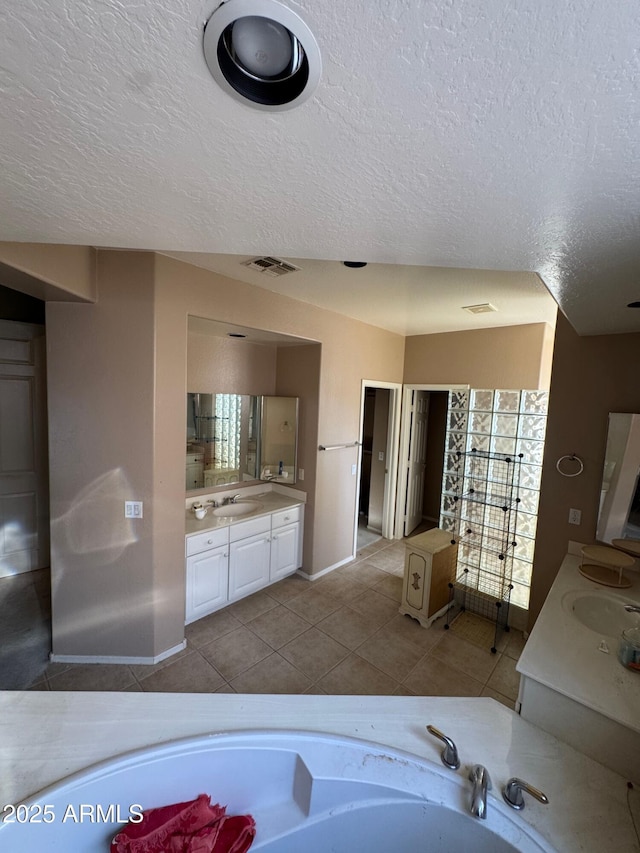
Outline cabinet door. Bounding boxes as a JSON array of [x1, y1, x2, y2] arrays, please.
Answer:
[[186, 545, 228, 625], [229, 533, 271, 602], [270, 522, 301, 581]]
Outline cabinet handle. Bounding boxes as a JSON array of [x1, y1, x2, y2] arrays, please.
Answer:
[[208, 539, 213, 545], [284, 516, 290, 521], [273, 535, 278, 540]]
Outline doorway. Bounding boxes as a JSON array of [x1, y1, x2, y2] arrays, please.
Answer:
[[355, 381, 402, 552], [395, 384, 468, 539], [0, 292, 51, 689]]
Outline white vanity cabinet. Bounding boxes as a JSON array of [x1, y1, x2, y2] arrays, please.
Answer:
[[185, 528, 229, 625], [228, 516, 272, 601], [270, 505, 303, 581], [185, 499, 304, 625]]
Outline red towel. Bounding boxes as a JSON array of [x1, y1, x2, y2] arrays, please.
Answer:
[[111, 794, 255, 853]]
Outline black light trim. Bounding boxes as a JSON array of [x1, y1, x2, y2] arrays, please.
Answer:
[[627, 301, 640, 308], [217, 21, 309, 107], [343, 261, 367, 269]]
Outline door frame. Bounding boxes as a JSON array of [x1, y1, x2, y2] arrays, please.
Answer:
[[353, 380, 403, 553], [394, 384, 469, 540]]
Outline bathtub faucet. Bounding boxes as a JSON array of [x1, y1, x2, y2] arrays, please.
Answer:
[[469, 764, 491, 819], [624, 605, 640, 614]]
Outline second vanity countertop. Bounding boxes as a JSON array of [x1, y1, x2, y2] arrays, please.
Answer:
[[517, 551, 640, 734], [185, 484, 305, 538]]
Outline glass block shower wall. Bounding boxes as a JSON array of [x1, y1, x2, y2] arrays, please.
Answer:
[[439, 389, 549, 610]]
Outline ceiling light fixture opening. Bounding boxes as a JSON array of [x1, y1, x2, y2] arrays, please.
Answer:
[[203, 0, 321, 111], [343, 261, 367, 269], [627, 301, 640, 308]]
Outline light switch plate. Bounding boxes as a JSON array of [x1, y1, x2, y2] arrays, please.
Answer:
[[125, 501, 143, 518]]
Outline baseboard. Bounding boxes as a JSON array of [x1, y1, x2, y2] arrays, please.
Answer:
[[297, 554, 353, 581], [49, 640, 187, 666]]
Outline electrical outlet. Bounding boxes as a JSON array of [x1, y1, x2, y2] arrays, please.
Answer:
[[568, 508, 581, 525], [378, 451, 384, 461], [298, 468, 304, 481], [125, 501, 143, 519]]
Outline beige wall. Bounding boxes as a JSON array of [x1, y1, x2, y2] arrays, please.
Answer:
[[403, 323, 555, 389], [276, 344, 321, 568], [529, 314, 640, 627], [0, 242, 97, 303], [47, 251, 159, 657], [187, 332, 277, 394]]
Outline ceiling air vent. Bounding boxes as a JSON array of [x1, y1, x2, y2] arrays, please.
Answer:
[[462, 303, 498, 314], [242, 256, 300, 277]]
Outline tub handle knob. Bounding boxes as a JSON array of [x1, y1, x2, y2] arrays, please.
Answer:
[[426, 724, 460, 770], [502, 777, 549, 810]]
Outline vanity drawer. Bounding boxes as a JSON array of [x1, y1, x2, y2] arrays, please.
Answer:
[[186, 527, 229, 557], [229, 514, 271, 543], [271, 505, 301, 530]]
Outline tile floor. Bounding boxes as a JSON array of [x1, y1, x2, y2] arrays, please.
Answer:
[[5, 533, 524, 707]]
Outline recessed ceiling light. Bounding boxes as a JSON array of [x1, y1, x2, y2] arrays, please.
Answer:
[[343, 261, 367, 268], [203, 0, 321, 111], [627, 301, 640, 308], [228, 332, 247, 338]]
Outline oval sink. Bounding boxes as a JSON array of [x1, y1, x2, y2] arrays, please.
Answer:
[[212, 500, 263, 518], [562, 590, 640, 636]]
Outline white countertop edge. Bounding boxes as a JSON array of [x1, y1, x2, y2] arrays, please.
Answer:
[[517, 554, 640, 732], [1, 692, 639, 852]]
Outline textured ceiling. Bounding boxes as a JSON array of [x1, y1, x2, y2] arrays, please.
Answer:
[[170, 253, 557, 336], [1, 0, 639, 336]]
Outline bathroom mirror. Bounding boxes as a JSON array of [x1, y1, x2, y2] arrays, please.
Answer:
[[597, 413, 640, 542], [186, 393, 298, 491]]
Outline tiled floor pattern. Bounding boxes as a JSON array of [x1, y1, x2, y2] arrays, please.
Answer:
[[20, 535, 525, 707]]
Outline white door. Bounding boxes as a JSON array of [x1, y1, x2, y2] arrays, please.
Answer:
[[0, 321, 49, 577], [404, 390, 430, 536]]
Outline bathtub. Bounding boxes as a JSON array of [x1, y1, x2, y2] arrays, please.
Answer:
[[0, 730, 555, 852]]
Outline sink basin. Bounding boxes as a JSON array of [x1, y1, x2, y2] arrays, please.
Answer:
[[562, 590, 640, 636], [212, 500, 263, 518]]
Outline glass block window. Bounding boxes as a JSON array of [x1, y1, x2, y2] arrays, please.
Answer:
[[440, 389, 548, 611], [213, 393, 242, 470]]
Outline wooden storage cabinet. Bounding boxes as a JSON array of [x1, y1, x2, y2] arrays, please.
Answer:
[[400, 528, 458, 629]]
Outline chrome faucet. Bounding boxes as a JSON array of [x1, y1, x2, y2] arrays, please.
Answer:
[[502, 777, 549, 810], [624, 605, 640, 614], [426, 725, 460, 770], [222, 494, 242, 505], [469, 765, 491, 819]]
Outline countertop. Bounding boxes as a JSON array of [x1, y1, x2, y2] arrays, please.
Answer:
[[1, 692, 639, 852], [185, 486, 304, 537], [517, 552, 640, 733]]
